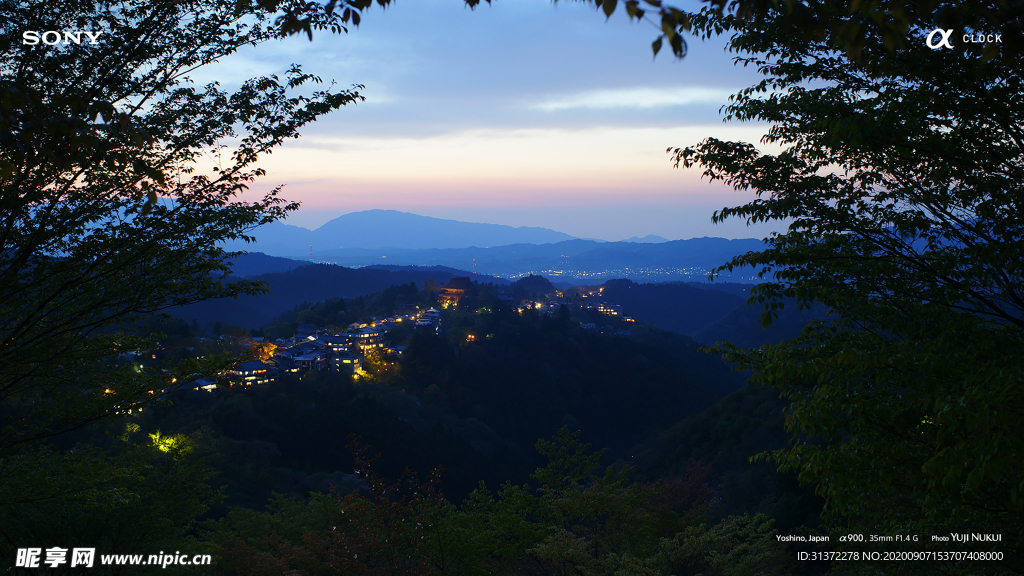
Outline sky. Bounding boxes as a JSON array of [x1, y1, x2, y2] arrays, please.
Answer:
[[192, 0, 788, 241]]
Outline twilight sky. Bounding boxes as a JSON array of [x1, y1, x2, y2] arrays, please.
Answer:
[[195, 0, 788, 241]]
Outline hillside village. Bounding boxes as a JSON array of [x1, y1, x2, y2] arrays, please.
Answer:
[[199, 277, 637, 391]]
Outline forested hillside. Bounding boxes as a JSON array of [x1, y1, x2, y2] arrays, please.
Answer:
[[172, 264, 505, 330], [118, 296, 746, 509], [598, 279, 746, 335]]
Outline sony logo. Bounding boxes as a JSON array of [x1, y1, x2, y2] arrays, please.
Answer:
[[23, 31, 105, 46]]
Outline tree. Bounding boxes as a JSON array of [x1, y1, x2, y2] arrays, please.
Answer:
[[0, 424, 223, 573], [612, 0, 1024, 569], [549, 0, 1023, 63], [209, 435, 445, 576], [253, 340, 278, 361], [206, 428, 752, 576], [0, 0, 362, 529]]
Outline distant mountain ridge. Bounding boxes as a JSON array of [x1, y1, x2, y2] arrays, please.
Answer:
[[223, 252, 310, 277], [219, 211, 767, 283], [173, 263, 506, 330], [308, 237, 766, 282], [224, 237, 766, 284], [180, 259, 822, 350], [621, 235, 670, 243], [224, 210, 578, 255]]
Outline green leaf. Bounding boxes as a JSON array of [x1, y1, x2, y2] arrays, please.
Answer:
[[651, 36, 663, 56]]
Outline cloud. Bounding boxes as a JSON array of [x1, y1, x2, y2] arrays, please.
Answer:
[[530, 86, 737, 111], [240, 124, 772, 211]]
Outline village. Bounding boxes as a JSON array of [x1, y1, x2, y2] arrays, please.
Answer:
[[205, 277, 635, 391]]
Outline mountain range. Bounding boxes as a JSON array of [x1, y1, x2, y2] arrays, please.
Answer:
[[621, 235, 670, 243], [175, 254, 829, 349], [261, 237, 764, 282], [220, 210, 767, 282], [229, 243, 768, 285], [223, 210, 579, 255], [173, 262, 508, 330]]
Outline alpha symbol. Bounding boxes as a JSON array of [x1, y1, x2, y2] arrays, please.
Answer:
[[926, 29, 954, 50]]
